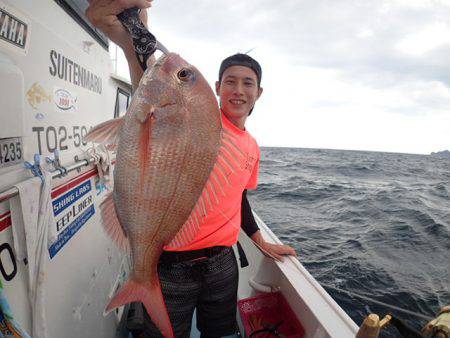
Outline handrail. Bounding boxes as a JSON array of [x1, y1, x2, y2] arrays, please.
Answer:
[[0, 157, 96, 203]]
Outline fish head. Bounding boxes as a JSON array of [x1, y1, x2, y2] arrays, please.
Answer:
[[132, 53, 219, 124]]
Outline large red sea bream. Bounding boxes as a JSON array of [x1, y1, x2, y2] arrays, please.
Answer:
[[84, 53, 244, 338]]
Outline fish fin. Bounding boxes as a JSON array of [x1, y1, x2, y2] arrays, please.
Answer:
[[84, 117, 124, 147], [214, 132, 247, 185], [168, 149, 237, 248], [105, 277, 174, 338], [167, 213, 200, 248], [99, 192, 130, 253], [222, 132, 246, 159], [105, 143, 118, 151], [211, 171, 226, 197], [168, 178, 222, 248], [168, 133, 246, 248]]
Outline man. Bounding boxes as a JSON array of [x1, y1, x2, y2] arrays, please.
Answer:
[[86, 1, 296, 337]]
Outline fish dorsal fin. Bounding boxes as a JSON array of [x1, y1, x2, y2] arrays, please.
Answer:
[[167, 132, 245, 248], [84, 117, 124, 149], [100, 192, 130, 252]]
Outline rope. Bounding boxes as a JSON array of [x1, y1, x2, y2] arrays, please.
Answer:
[[319, 282, 434, 321]]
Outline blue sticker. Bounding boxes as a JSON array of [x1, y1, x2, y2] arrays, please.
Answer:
[[49, 204, 95, 259], [52, 180, 91, 216], [49, 179, 95, 258]]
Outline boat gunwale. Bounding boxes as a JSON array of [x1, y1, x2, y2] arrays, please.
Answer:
[[252, 212, 359, 337]]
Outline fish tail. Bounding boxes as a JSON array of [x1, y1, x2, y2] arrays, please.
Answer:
[[106, 277, 174, 338]]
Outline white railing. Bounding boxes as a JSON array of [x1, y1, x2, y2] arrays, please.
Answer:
[[0, 157, 96, 203]]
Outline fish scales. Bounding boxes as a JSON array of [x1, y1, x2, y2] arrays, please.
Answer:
[[85, 53, 222, 338]]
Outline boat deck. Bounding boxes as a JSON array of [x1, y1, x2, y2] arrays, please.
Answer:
[[116, 212, 358, 338]]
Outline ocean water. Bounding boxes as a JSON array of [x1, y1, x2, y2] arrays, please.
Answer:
[[248, 147, 450, 337]]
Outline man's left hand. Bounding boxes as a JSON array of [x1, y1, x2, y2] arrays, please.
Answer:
[[259, 241, 297, 262], [251, 230, 297, 262]]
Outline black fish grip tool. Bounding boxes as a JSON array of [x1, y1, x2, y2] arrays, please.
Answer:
[[117, 7, 169, 71]]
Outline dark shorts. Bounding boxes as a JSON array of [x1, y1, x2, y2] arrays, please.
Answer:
[[129, 247, 239, 338]]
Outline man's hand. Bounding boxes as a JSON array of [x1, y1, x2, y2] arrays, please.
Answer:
[[251, 230, 297, 262], [86, 0, 153, 90], [86, 0, 151, 51], [259, 241, 297, 262]]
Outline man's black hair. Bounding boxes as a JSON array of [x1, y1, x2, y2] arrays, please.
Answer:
[[218, 53, 262, 87]]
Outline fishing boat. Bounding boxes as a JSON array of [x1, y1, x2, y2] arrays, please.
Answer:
[[0, 0, 380, 337], [231, 213, 359, 338], [0, 0, 132, 336]]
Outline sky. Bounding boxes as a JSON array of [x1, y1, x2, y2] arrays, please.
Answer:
[[112, 0, 450, 154]]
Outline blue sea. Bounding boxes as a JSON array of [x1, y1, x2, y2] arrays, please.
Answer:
[[248, 147, 450, 337]]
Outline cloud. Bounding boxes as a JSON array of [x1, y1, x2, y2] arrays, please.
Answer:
[[396, 23, 450, 56], [151, 1, 450, 83], [138, 0, 450, 153]]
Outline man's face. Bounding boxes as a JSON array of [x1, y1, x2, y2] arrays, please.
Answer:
[[215, 66, 263, 121]]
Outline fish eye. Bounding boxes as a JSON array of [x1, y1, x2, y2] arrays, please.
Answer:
[[177, 68, 194, 82]]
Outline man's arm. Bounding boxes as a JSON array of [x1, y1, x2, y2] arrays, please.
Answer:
[[86, 0, 155, 91], [241, 190, 259, 237], [242, 190, 297, 262]]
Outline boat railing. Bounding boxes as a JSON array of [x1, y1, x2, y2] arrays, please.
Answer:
[[0, 156, 97, 203]]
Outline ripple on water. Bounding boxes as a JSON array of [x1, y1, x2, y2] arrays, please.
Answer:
[[250, 147, 450, 336]]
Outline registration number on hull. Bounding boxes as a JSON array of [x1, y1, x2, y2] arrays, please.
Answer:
[[0, 138, 23, 168]]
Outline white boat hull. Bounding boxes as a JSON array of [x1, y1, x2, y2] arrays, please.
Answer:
[[0, 1, 131, 336], [236, 213, 359, 338]]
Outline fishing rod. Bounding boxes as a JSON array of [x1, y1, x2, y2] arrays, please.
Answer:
[[321, 283, 428, 338], [290, 255, 449, 338], [320, 282, 434, 322]]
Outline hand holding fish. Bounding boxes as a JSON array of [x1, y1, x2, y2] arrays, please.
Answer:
[[86, 0, 153, 89], [86, 0, 151, 51]]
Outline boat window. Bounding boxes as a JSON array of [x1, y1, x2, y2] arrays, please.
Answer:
[[54, 0, 109, 50], [115, 88, 130, 118]]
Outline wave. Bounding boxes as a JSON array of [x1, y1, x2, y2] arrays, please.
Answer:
[[250, 147, 450, 335]]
